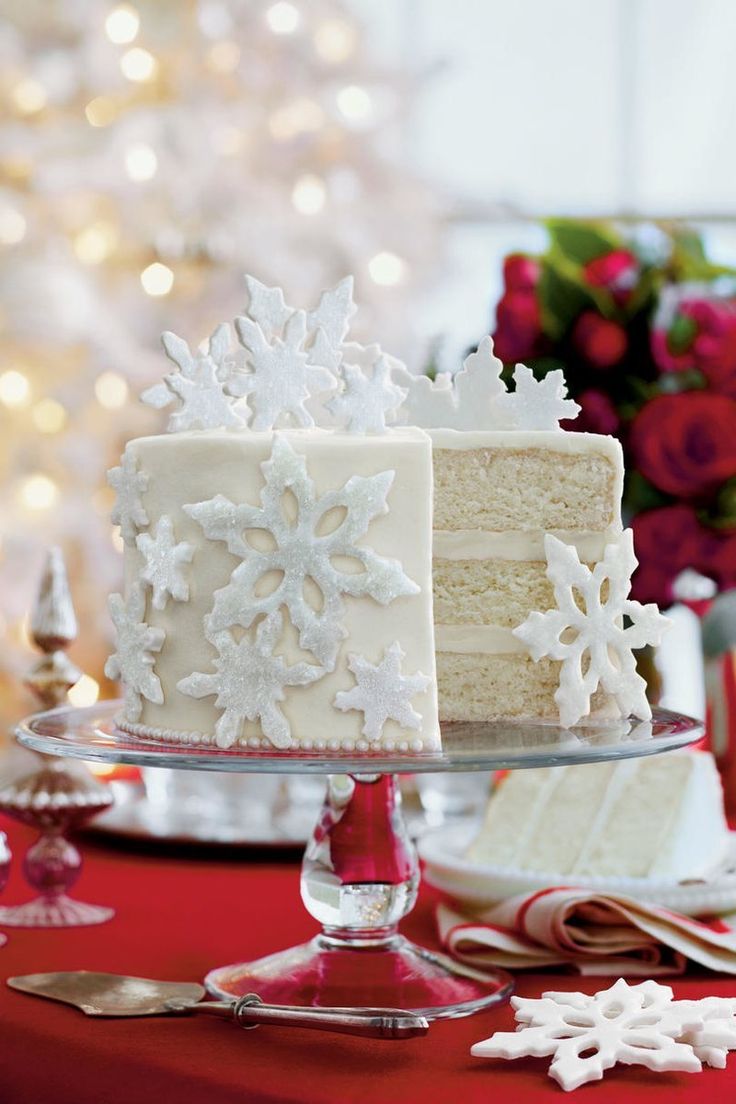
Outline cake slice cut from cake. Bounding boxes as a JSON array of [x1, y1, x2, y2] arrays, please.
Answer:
[[465, 751, 729, 880]]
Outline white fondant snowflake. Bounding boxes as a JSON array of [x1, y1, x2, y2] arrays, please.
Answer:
[[177, 611, 323, 749], [471, 979, 705, 1093], [676, 997, 736, 1068], [142, 326, 246, 432], [185, 436, 419, 669], [494, 364, 580, 430], [108, 450, 149, 544], [136, 516, 194, 611], [394, 337, 506, 430], [333, 642, 430, 742], [513, 530, 671, 727], [244, 274, 356, 349], [105, 586, 164, 722], [327, 355, 407, 434], [233, 311, 336, 429]]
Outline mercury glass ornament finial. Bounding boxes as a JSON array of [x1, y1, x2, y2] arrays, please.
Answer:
[[25, 546, 82, 708]]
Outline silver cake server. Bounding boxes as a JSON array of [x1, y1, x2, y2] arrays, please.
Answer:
[[7, 972, 429, 1039]]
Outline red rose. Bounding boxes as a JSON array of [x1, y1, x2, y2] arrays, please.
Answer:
[[631, 505, 703, 604], [630, 392, 736, 498], [685, 299, 736, 398], [572, 311, 628, 369], [561, 389, 619, 435], [493, 289, 543, 362], [650, 327, 694, 373], [583, 249, 638, 304], [503, 254, 540, 292]]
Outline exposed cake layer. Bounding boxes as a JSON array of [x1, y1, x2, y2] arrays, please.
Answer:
[[118, 427, 440, 751], [434, 558, 558, 627]]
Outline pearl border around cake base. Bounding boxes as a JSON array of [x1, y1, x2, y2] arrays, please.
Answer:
[[16, 701, 704, 1020]]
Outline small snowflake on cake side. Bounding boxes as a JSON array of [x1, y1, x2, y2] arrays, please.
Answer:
[[136, 516, 194, 610], [105, 586, 164, 722], [494, 364, 581, 430], [142, 326, 246, 432], [333, 642, 431, 745], [108, 450, 149, 544], [513, 530, 670, 727], [327, 354, 407, 433], [177, 611, 323, 749]]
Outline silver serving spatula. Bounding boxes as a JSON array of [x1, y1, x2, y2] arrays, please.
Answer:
[[7, 972, 429, 1039]]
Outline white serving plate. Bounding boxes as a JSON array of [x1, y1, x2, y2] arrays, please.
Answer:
[[419, 821, 736, 918]]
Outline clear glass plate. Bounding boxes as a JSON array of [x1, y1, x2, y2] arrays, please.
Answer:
[[16, 701, 704, 775]]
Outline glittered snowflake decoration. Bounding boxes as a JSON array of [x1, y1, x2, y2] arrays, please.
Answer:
[[494, 364, 580, 430], [245, 274, 356, 349], [327, 354, 407, 434], [105, 586, 164, 722], [108, 449, 149, 544], [136, 516, 194, 611], [333, 642, 430, 742], [142, 326, 246, 432], [512, 530, 670, 727], [394, 336, 506, 430], [471, 979, 705, 1093], [185, 435, 419, 669], [177, 611, 323, 749], [233, 311, 336, 429]]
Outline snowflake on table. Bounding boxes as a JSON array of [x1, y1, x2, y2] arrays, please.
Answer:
[[471, 979, 705, 1093], [233, 311, 336, 429], [108, 450, 149, 544], [327, 355, 407, 433], [333, 642, 430, 742], [177, 611, 323, 749], [393, 337, 506, 430], [185, 436, 419, 669], [675, 997, 736, 1068], [142, 326, 246, 432], [512, 530, 670, 727], [136, 516, 194, 611], [494, 364, 580, 430], [105, 586, 164, 722]]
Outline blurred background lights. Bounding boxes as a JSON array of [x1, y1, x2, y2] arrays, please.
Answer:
[[104, 4, 140, 45], [269, 97, 324, 140], [84, 96, 117, 127], [20, 474, 58, 511], [368, 251, 406, 286], [206, 40, 241, 72], [266, 2, 300, 35], [0, 206, 27, 245], [140, 261, 174, 296], [73, 221, 119, 264], [32, 399, 66, 434], [336, 84, 372, 122], [11, 78, 47, 115], [67, 673, 100, 707], [314, 19, 356, 63], [211, 124, 245, 156], [124, 142, 158, 181], [120, 46, 157, 81], [0, 370, 31, 408], [291, 173, 326, 215], [94, 371, 129, 409]]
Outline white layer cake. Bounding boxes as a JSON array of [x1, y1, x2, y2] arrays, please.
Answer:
[[110, 427, 440, 753], [430, 429, 625, 723], [466, 751, 729, 879]]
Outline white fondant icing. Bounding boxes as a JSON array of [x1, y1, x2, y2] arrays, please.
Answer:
[[435, 624, 528, 655], [433, 528, 620, 563]]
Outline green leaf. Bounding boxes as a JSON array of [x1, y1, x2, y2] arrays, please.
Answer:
[[667, 313, 698, 354], [545, 219, 620, 265], [537, 255, 615, 339], [624, 472, 671, 515]]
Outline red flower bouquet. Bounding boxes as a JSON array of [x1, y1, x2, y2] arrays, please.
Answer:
[[490, 220, 736, 604]]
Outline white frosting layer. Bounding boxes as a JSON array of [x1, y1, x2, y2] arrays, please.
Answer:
[[433, 528, 620, 563], [435, 624, 527, 655]]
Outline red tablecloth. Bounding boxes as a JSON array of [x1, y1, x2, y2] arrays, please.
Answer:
[[1, 817, 736, 1104]]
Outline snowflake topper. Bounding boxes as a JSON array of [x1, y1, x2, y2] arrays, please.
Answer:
[[334, 642, 430, 741], [244, 274, 356, 349], [472, 979, 706, 1092], [233, 311, 336, 429], [177, 611, 324, 750], [142, 325, 246, 432], [513, 530, 671, 727], [394, 337, 506, 430], [136, 515, 194, 611], [105, 586, 164, 722], [184, 435, 419, 669], [108, 449, 149, 544], [494, 364, 581, 430], [327, 354, 407, 434]]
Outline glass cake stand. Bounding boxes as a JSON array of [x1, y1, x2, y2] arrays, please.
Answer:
[[16, 701, 703, 1021]]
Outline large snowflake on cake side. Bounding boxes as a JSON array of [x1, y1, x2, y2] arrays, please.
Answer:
[[333, 642, 430, 742], [105, 586, 165, 722], [494, 365, 581, 430], [471, 979, 705, 1092], [185, 436, 419, 668], [142, 326, 246, 432], [177, 611, 324, 749], [108, 450, 149, 544], [513, 530, 670, 727], [327, 355, 407, 434], [233, 311, 336, 429], [136, 516, 194, 611]]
